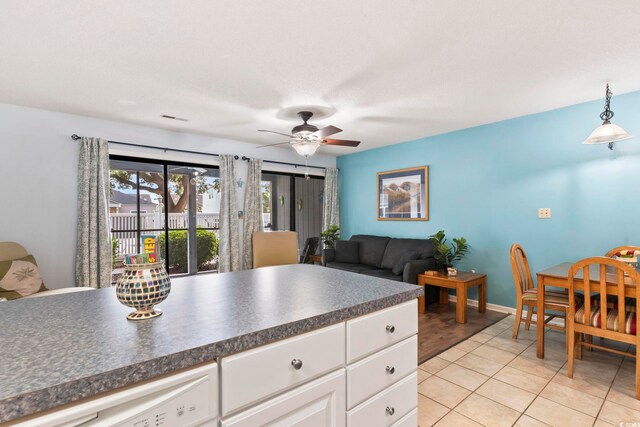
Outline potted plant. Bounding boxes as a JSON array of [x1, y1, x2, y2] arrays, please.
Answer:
[[428, 230, 469, 274], [321, 225, 340, 249]]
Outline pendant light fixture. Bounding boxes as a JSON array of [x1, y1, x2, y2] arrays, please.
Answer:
[[582, 84, 632, 150]]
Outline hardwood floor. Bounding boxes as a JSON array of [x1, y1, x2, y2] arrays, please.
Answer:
[[418, 302, 508, 363]]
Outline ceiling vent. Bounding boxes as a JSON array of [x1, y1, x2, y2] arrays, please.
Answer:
[[161, 114, 189, 122]]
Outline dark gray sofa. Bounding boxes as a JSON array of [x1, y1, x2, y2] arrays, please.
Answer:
[[323, 234, 440, 305]]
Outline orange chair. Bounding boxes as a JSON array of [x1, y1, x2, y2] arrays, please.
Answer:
[[566, 257, 640, 398], [252, 232, 298, 268], [510, 244, 572, 344]]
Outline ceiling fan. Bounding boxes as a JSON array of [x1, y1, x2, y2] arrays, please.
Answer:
[[257, 111, 361, 156]]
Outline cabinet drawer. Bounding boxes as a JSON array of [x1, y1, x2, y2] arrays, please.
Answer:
[[347, 372, 417, 427], [391, 408, 417, 427], [221, 369, 345, 427], [346, 300, 417, 363], [347, 335, 417, 409], [221, 323, 345, 415]]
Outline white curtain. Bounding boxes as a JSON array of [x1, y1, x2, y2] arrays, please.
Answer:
[[218, 155, 241, 272], [322, 167, 340, 232], [76, 137, 111, 288], [242, 159, 264, 269]]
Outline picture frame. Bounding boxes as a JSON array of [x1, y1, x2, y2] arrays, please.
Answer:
[[377, 166, 429, 221]]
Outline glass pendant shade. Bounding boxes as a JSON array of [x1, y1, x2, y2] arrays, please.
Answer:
[[292, 141, 320, 156], [582, 122, 632, 145]]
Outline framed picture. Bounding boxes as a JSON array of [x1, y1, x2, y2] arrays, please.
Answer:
[[377, 166, 429, 221]]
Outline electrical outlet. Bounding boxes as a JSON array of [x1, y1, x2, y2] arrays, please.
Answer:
[[538, 208, 551, 219]]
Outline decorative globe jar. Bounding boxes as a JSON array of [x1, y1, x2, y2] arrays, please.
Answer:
[[116, 262, 171, 320]]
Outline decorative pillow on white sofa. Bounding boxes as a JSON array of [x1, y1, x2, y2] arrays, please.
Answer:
[[0, 255, 48, 300]]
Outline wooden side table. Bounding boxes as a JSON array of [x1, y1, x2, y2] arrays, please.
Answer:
[[417, 271, 487, 323], [308, 254, 323, 265]]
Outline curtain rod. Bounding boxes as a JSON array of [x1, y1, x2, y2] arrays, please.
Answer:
[[70, 134, 327, 170]]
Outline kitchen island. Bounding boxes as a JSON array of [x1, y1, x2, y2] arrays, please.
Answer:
[[1, 264, 422, 426]]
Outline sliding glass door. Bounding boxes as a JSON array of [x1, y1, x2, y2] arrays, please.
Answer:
[[262, 172, 324, 253], [109, 157, 219, 283]]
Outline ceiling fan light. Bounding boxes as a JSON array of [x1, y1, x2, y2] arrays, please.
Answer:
[[582, 122, 632, 145], [292, 141, 320, 156]]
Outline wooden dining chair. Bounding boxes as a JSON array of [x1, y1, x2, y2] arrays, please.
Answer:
[[567, 257, 640, 398], [605, 246, 640, 258], [510, 244, 572, 343]]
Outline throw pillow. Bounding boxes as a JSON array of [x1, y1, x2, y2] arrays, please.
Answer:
[[335, 240, 360, 264], [391, 251, 421, 275], [0, 255, 48, 300]]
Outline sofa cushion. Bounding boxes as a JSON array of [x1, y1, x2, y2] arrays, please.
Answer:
[[391, 251, 421, 275], [361, 269, 403, 282], [325, 262, 377, 274], [335, 240, 360, 264], [0, 255, 48, 300], [381, 238, 436, 270], [349, 235, 391, 268]]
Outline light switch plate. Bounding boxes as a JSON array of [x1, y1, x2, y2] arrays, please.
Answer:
[[538, 208, 551, 219]]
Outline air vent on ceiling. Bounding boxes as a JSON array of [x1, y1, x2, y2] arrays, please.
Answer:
[[161, 114, 189, 122]]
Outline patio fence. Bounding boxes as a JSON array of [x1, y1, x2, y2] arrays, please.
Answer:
[[110, 212, 270, 255]]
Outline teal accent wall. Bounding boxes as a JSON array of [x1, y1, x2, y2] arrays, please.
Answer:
[[337, 91, 640, 308]]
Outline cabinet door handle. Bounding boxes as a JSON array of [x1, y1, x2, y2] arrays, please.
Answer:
[[386, 325, 395, 333], [386, 406, 395, 416], [291, 359, 303, 370], [386, 366, 395, 375]]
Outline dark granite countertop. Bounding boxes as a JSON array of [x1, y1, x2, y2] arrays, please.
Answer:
[[0, 264, 422, 423]]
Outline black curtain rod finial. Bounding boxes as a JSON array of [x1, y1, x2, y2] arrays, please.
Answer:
[[71, 134, 81, 140]]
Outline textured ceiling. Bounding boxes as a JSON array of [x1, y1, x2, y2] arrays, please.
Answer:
[[1, 0, 640, 155]]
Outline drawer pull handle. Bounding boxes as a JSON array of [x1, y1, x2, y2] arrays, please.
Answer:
[[291, 359, 303, 370], [386, 325, 395, 333], [386, 406, 395, 416], [386, 366, 395, 375]]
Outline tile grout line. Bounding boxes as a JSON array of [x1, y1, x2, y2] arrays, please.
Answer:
[[593, 344, 629, 423], [421, 322, 634, 427]]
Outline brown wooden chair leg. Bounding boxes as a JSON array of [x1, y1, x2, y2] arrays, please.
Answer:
[[636, 346, 640, 399], [576, 331, 583, 360], [567, 330, 576, 378], [525, 306, 534, 331], [513, 301, 523, 340]]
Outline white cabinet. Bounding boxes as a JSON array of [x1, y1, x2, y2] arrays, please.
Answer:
[[221, 323, 345, 415], [346, 300, 418, 363], [347, 372, 417, 427], [347, 335, 418, 409], [221, 369, 346, 427], [220, 299, 419, 426], [391, 408, 418, 427]]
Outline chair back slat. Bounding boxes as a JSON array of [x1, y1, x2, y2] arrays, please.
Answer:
[[510, 244, 533, 298], [583, 266, 591, 325], [605, 246, 640, 258], [598, 265, 606, 331], [617, 268, 626, 333]]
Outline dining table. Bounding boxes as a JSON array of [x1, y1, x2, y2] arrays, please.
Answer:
[[535, 262, 638, 359]]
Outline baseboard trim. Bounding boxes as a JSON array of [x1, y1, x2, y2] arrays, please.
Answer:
[[447, 295, 564, 327], [447, 295, 516, 315]]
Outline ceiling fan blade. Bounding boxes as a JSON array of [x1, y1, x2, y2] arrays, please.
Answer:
[[258, 129, 294, 138], [313, 125, 342, 138], [256, 141, 291, 149], [322, 138, 361, 147]]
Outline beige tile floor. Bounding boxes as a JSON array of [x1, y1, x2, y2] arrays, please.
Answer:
[[417, 315, 640, 427]]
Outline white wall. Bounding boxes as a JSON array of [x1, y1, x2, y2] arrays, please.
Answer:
[[0, 102, 336, 288]]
